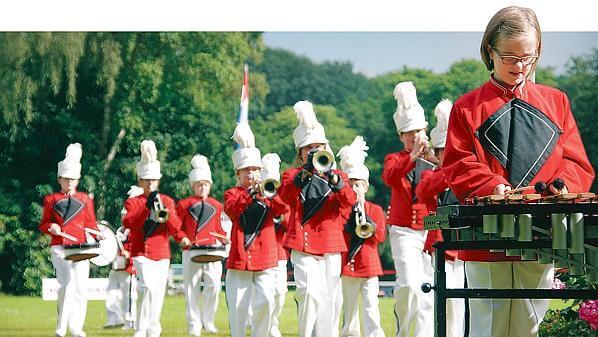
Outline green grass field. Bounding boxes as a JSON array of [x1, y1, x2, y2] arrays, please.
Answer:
[[0, 293, 571, 336]]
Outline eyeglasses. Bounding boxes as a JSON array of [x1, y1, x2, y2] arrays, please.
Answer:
[[492, 47, 538, 65]]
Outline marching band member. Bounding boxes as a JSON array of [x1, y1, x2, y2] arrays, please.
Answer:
[[443, 6, 594, 337], [39, 143, 99, 337], [104, 186, 141, 330], [338, 136, 386, 337], [261, 153, 290, 337], [382, 82, 434, 337], [123, 140, 189, 337], [278, 100, 356, 337], [224, 123, 286, 337], [415, 99, 465, 337], [177, 154, 227, 336]]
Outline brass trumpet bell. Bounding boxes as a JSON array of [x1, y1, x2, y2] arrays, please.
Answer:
[[260, 178, 280, 198], [150, 194, 169, 224], [313, 150, 334, 172], [355, 220, 375, 239]]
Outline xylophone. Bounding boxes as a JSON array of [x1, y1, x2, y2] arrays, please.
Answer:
[[423, 192, 598, 337]]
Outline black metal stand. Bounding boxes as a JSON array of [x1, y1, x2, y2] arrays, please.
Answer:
[[422, 239, 598, 337]]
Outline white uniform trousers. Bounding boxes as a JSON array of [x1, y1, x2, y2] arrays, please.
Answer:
[[51, 245, 89, 337], [431, 255, 465, 337], [182, 250, 223, 335], [465, 261, 553, 337], [105, 269, 137, 327], [341, 276, 385, 337], [225, 268, 276, 337], [132, 256, 170, 337], [291, 250, 343, 337], [389, 226, 434, 337], [270, 259, 289, 337]]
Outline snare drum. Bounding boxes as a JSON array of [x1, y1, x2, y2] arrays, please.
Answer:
[[189, 245, 226, 263], [63, 242, 101, 262]]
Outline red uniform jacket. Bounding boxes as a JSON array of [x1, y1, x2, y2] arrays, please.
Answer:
[[382, 150, 429, 229], [415, 169, 458, 260], [39, 191, 99, 246], [279, 167, 356, 255], [176, 196, 226, 249], [341, 201, 386, 278], [444, 77, 595, 261], [224, 186, 286, 271], [275, 207, 291, 261], [123, 193, 184, 261]]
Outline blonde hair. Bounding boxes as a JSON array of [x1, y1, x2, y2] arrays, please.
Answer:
[[480, 6, 542, 73]]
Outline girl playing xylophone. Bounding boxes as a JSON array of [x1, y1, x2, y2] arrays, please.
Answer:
[[443, 6, 594, 337], [278, 100, 356, 337], [177, 154, 228, 336], [39, 143, 99, 337]]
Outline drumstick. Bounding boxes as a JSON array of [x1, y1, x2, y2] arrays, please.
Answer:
[[505, 181, 547, 195], [84, 227, 103, 237], [209, 232, 228, 240], [57, 232, 77, 242]]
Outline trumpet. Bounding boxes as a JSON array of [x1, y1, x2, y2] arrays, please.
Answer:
[[259, 178, 280, 198], [354, 186, 375, 239], [313, 149, 334, 173], [149, 193, 169, 224]]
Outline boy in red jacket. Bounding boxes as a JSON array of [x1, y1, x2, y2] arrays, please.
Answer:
[[338, 136, 387, 337], [177, 155, 228, 336], [224, 122, 287, 337], [382, 82, 435, 337], [123, 140, 188, 337], [415, 99, 465, 337], [39, 143, 99, 337]]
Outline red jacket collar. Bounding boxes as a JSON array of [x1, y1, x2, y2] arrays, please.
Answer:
[[488, 74, 528, 99]]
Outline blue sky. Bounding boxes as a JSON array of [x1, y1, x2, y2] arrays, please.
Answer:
[[263, 32, 598, 77]]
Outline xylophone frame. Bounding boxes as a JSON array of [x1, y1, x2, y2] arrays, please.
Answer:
[[423, 202, 598, 337]]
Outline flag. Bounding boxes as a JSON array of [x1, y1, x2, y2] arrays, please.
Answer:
[[237, 64, 249, 124]]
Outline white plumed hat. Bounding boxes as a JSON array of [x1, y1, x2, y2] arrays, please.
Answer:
[[430, 99, 452, 149], [261, 153, 281, 182], [136, 140, 162, 179], [188, 154, 213, 184], [337, 136, 370, 182], [126, 185, 144, 198], [232, 122, 262, 171], [292, 100, 329, 149], [57, 143, 83, 179], [392, 81, 428, 133]]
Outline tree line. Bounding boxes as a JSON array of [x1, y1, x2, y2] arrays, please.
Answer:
[[0, 32, 596, 295]]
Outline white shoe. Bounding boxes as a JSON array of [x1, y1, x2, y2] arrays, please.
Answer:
[[189, 331, 201, 337], [203, 324, 218, 333]]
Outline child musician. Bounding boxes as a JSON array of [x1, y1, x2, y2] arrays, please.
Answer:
[[382, 82, 435, 337], [415, 99, 465, 337], [443, 6, 594, 337], [224, 122, 287, 337], [278, 100, 356, 337], [39, 143, 99, 337], [338, 136, 387, 337], [123, 140, 189, 337]]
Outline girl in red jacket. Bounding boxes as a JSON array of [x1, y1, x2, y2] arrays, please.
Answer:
[[177, 155, 228, 336], [443, 6, 594, 337], [338, 136, 386, 337], [278, 101, 356, 337], [382, 82, 435, 337], [224, 122, 287, 337], [39, 143, 99, 337], [123, 140, 188, 337]]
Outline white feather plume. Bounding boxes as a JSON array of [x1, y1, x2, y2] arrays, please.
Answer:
[[337, 136, 369, 171], [393, 82, 419, 109], [190, 154, 210, 170], [433, 99, 452, 131], [293, 100, 318, 129], [127, 185, 144, 198], [140, 140, 158, 163], [261, 153, 281, 181], [64, 143, 83, 162], [232, 122, 255, 148]]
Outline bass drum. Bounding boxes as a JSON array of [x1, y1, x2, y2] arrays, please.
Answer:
[[90, 221, 118, 267]]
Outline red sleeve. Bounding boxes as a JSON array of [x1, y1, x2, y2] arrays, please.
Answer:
[[39, 195, 55, 234], [278, 168, 301, 205], [368, 203, 386, 244], [84, 196, 99, 231], [264, 194, 287, 218], [333, 171, 357, 210], [443, 104, 510, 201], [214, 200, 227, 238], [123, 197, 150, 230], [415, 169, 448, 205], [382, 152, 415, 188], [550, 93, 594, 192], [224, 188, 253, 222], [163, 196, 185, 242]]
